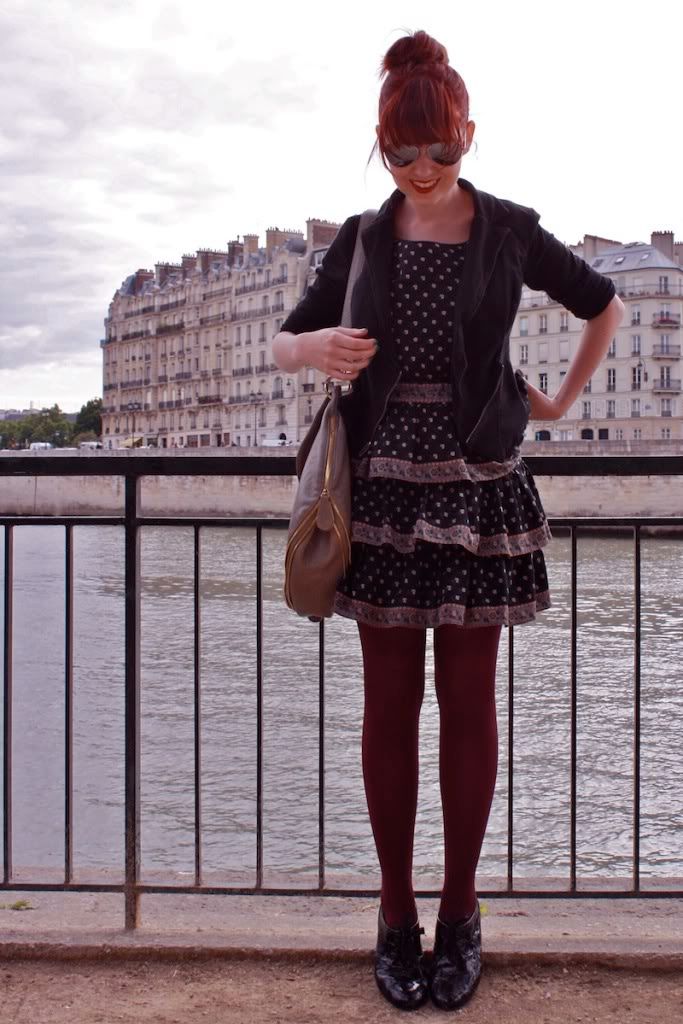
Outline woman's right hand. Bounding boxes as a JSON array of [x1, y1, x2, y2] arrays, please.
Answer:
[[297, 326, 378, 381]]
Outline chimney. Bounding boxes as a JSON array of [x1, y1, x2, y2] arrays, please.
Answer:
[[651, 231, 674, 260], [154, 262, 174, 287], [133, 269, 154, 294], [182, 254, 198, 277], [243, 233, 260, 255], [227, 239, 244, 266], [266, 227, 304, 253], [306, 218, 341, 250]]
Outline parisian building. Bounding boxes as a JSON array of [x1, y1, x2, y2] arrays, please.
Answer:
[[102, 222, 682, 449], [100, 220, 339, 448], [516, 230, 683, 442]]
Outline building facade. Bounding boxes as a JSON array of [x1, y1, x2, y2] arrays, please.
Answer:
[[100, 219, 339, 448], [103, 220, 682, 449], [515, 230, 683, 442]]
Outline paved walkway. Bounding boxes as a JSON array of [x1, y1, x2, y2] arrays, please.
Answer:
[[1, 893, 681, 1023]]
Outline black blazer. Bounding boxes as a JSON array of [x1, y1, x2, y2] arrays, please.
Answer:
[[281, 177, 616, 463]]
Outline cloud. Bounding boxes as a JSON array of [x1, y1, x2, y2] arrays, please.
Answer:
[[0, 0, 320, 391]]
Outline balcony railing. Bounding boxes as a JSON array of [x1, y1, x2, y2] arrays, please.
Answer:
[[652, 344, 681, 358], [652, 313, 681, 328], [156, 323, 185, 335], [235, 272, 288, 296], [197, 394, 222, 405], [652, 379, 681, 393], [1, 454, 682, 930]]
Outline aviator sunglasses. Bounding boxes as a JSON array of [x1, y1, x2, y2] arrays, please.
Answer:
[[384, 139, 464, 168]]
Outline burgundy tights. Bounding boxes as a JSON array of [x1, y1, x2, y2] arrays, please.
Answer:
[[358, 621, 502, 929]]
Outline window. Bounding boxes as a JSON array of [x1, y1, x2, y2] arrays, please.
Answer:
[[559, 339, 569, 362], [236, 326, 241, 344], [538, 341, 548, 363], [539, 372, 548, 393], [631, 398, 640, 417], [631, 365, 641, 391], [631, 305, 640, 326], [519, 316, 528, 337], [607, 368, 616, 392], [659, 275, 669, 295], [661, 398, 672, 417], [560, 312, 569, 333], [660, 334, 671, 354], [559, 370, 567, 382], [661, 427, 672, 439], [607, 399, 616, 418], [259, 322, 266, 341], [615, 428, 623, 440], [631, 335, 641, 355], [633, 428, 642, 439], [280, 264, 288, 281], [583, 378, 592, 394], [246, 324, 252, 343], [582, 401, 591, 419], [607, 337, 616, 358], [539, 314, 547, 334], [519, 343, 528, 364]]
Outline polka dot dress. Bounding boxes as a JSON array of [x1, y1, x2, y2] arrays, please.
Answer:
[[333, 238, 553, 629]]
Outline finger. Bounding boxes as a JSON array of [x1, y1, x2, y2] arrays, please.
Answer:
[[334, 337, 378, 354]]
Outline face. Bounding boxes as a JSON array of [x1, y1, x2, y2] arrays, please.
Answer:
[[377, 120, 475, 203]]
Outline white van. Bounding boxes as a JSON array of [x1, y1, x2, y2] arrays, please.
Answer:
[[29, 441, 53, 450], [79, 441, 103, 450]]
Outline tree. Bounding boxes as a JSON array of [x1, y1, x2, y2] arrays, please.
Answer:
[[74, 397, 102, 438]]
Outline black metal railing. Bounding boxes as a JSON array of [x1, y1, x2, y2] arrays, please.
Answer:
[[1, 454, 683, 930]]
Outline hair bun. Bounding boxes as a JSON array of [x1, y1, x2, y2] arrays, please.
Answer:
[[381, 29, 449, 76]]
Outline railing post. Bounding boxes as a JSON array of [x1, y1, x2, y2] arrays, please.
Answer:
[[124, 474, 141, 929], [3, 525, 13, 885]]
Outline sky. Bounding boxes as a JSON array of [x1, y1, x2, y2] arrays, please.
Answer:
[[2, 0, 682, 413]]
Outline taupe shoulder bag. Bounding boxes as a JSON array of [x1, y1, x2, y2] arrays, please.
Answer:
[[284, 209, 376, 620]]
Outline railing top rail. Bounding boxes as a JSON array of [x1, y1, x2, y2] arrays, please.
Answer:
[[2, 453, 683, 478]]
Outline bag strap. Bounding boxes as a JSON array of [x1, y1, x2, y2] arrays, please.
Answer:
[[341, 208, 377, 328]]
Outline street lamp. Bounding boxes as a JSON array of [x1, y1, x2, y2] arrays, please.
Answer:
[[126, 401, 142, 448], [249, 389, 263, 446]]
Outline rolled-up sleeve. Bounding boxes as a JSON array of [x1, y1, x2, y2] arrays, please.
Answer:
[[279, 214, 360, 336], [523, 217, 616, 321]]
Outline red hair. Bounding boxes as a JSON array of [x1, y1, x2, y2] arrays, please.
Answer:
[[372, 30, 470, 170]]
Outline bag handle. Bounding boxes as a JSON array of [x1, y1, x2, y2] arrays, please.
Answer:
[[340, 208, 377, 328]]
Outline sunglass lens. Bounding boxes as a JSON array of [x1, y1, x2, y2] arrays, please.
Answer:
[[428, 142, 463, 165], [385, 145, 420, 167]]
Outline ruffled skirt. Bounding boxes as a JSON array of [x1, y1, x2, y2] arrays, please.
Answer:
[[333, 382, 552, 629]]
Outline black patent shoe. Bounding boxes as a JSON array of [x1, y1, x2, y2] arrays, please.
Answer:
[[429, 901, 482, 1011], [374, 904, 429, 1011]]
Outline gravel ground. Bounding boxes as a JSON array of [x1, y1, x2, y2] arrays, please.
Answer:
[[1, 956, 682, 1024]]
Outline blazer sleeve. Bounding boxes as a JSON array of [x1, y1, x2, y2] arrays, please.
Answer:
[[523, 216, 616, 321], [279, 214, 360, 336]]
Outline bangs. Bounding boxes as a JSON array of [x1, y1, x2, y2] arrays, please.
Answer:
[[379, 76, 465, 151]]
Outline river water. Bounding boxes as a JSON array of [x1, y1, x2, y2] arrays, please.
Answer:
[[3, 525, 682, 891]]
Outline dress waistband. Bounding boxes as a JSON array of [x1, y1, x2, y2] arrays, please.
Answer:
[[388, 382, 452, 403]]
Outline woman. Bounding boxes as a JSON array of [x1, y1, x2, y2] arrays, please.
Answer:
[[273, 29, 623, 1012]]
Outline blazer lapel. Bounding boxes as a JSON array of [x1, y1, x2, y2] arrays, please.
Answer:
[[455, 177, 511, 323]]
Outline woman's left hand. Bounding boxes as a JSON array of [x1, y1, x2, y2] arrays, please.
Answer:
[[526, 381, 563, 420]]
